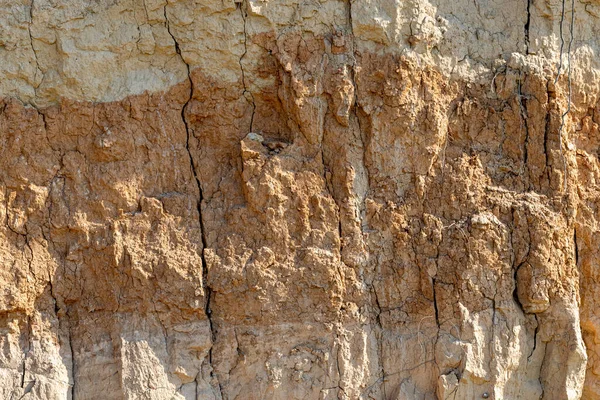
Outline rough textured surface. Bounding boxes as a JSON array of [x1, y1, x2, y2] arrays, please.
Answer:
[[1, 0, 600, 399]]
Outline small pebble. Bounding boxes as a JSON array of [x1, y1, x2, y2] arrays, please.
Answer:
[[482, 393, 489, 399]]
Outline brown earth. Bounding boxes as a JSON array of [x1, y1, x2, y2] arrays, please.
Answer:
[[2, 0, 600, 399]]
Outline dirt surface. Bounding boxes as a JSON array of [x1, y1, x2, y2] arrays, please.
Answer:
[[2, 0, 600, 399]]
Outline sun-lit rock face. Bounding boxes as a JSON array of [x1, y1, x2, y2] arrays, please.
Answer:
[[2, 0, 600, 399]]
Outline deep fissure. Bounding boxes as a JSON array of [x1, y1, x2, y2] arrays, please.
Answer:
[[239, 0, 256, 133], [163, 6, 221, 397]]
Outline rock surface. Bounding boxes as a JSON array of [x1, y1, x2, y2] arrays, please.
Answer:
[[1, 0, 600, 399]]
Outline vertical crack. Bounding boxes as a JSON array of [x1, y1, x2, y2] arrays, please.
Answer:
[[21, 317, 31, 389], [432, 275, 444, 381], [543, 95, 551, 183], [238, 1, 256, 132], [524, 0, 531, 54], [573, 226, 578, 266], [511, 208, 531, 314], [348, 1, 383, 396], [513, 262, 526, 313], [163, 6, 222, 398], [347, 1, 383, 395], [4, 188, 35, 279], [28, 0, 43, 97], [489, 297, 497, 373], [556, 0, 567, 81], [432, 278, 441, 329], [537, 331, 547, 398], [517, 72, 529, 178], [68, 322, 76, 400], [347, 0, 371, 219], [16, 316, 36, 398], [555, 0, 575, 192], [336, 347, 349, 398], [371, 281, 385, 397], [527, 315, 539, 362], [48, 278, 60, 317]]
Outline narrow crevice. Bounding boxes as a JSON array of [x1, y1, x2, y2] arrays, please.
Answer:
[[512, 262, 526, 313], [527, 315, 539, 361], [556, 0, 575, 192], [20, 361, 26, 390], [62, 301, 78, 400], [317, 131, 343, 262], [21, 317, 31, 389], [432, 278, 440, 329], [18, 316, 34, 397], [489, 297, 497, 373], [348, 3, 382, 396], [154, 305, 169, 344], [543, 98, 551, 184], [347, 0, 360, 131], [537, 337, 547, 397], [39, 110, 48, 134], [320, 142, 336, 205], [556, 0, 567, 81], [373, 286, 383, 331], [233, 328, 243, 364], [68, 322, 76, 400], [238, 1, 256, 132], [347, 0, 371, 228], [524, 0, 531, 54], [335, 341, 348, 399], [23, 234, 34, 280], [337, 218, 343, 256], [28, 0, 44, 97], [40, 141, 73, 397], [46, 278, 67, 396], [164, 7, 223, 398], [369, 273, 385, 398], [517, 74, 529, 177], [4, 188, 35, 279], [511, 208, 531, 315], [48, 277, 59, 316], [347, 0, 354, 37], [429, 241, 445, 388], [573, 227, 578, 266]]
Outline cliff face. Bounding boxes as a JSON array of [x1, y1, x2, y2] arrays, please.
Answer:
[[1, 0, 600, 399]]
